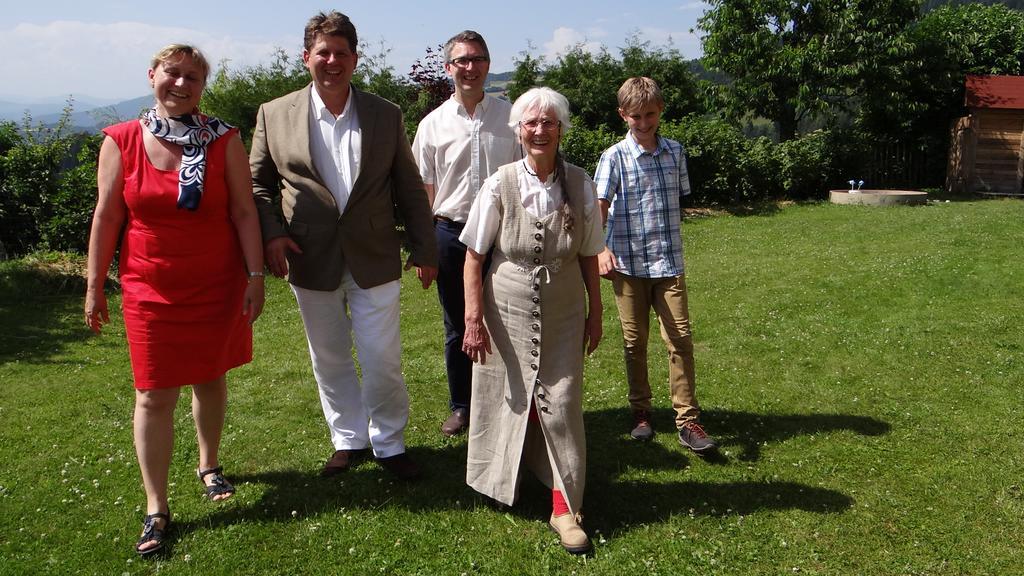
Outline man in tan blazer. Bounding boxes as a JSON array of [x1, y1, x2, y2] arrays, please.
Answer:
[[250, 10, 437, 480]]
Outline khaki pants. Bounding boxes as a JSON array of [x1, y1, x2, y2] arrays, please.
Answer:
[[611, 273, 700, 428]]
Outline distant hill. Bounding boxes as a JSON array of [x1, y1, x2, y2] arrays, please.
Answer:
[[0, 95, 125, 125], [34, 95, 153, 132], [0, 95, 152, 133], [489, 71, 514, 82]]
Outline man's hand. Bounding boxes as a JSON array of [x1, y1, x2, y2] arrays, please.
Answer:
[[265, 236, 302, 278], [598, 247, 618, 279], [405, 258, 437, 289]]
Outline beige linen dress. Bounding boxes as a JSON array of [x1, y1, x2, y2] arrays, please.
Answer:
[[466, 162, 590, 516]]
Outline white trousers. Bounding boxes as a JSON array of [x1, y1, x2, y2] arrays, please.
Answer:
[[291, 272, 408, 458]]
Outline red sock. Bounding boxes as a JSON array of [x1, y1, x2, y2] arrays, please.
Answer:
[[552, 489, 570, 516], [531, 404, 569, 515]]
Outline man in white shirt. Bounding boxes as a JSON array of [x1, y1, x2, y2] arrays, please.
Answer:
[[412, 30, 519, 436], [251, 11, 437, 480]]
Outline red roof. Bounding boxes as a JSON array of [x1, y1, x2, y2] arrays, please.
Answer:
[[965, 75, 1024, 110]]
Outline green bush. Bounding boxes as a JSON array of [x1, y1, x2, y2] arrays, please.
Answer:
[[561, 116, 869, 204], [0, 110, 99, 259], [776, 129, 832, 200], [665, 116, 775, 204], [40, 135, 101, 253], [560, 120, 620, 175]]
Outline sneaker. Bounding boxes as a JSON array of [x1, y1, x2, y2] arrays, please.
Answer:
[[630, 410, 654, 441], [678, 421, 717, 453]]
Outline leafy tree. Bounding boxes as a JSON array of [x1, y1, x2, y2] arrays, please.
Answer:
[[506, 49, 543, 102], [357, 39, 419, 114], [851, 2, 1024, 187], [404, 44, 453, 137], [202, 49, 310, 147], [540, 46, 625, 129], [203, 41, 448, 144], [507, 36, 705, 130], [0, 105, 98, 257], [909, 2, 1024, 129], [699, 0, 920, 141]]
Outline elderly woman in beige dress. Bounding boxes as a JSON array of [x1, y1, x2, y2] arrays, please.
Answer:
[[460, 87, 603, 555]]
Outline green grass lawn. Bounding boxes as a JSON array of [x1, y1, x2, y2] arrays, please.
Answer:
[[2, 199, 1023, 575]]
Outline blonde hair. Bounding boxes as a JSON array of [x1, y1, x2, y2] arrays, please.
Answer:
[[617, 77, 664, 113], [150, 44, 211, 81]]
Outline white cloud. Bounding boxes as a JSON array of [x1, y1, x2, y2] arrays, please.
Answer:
[[542, 27, 604, 62], [0, 21, 284, 101]]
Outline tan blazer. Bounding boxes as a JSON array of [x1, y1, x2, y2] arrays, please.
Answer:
[[250, 84, 437, 291]]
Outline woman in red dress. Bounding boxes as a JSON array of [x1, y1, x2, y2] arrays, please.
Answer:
[[84, 44, 264, 557]]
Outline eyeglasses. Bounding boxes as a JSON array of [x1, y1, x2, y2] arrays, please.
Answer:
[[448, 56, 489, 68], [519, 118, 560, 131]]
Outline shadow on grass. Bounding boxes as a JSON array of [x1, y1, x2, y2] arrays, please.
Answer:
[[171, 405, 887, 542], [170, 444, 475, 539], [0, 260, 104, 363], [583, 406, 890, 465], [700, 408, 890, 462], [579, 406, 885, 533]]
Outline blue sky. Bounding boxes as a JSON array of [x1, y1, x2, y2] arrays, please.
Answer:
[[0, 0, 710, 103]]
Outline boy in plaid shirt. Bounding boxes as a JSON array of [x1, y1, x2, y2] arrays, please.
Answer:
[[594, 77, 716, 453]]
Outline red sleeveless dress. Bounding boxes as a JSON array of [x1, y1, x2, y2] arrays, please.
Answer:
[[103, 120, 252, 389]]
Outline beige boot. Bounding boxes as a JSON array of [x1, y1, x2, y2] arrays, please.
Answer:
[[549, 512, 591, 554]]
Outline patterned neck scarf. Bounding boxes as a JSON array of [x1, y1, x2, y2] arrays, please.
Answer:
[[142, 108, 233, 211]]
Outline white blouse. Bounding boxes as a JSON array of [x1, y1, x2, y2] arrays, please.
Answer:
[[459, 160, 604, 257]]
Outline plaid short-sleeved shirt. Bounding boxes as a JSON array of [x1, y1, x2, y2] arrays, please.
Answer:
[[594, 134, 690, 278]]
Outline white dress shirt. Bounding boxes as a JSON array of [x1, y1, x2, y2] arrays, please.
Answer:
[[412, 94, 518, 222], [309, 86, 361, 216]]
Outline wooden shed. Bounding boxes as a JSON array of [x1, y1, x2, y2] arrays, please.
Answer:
[[947, 75, 1024, 195]]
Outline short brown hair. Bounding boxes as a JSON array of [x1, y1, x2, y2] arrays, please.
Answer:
[[304, 11, 358, 52], [443, 30, 489, 62], [617, 77, 664, 113], [150, 44, 210, 81]]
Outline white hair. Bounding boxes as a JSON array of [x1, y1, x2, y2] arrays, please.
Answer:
[[508, 87, 573, 135]]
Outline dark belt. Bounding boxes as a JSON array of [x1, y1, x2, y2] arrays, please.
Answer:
[[434, 215, 465, 228]]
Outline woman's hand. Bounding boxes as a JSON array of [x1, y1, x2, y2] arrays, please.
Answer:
[[462, 317, 492, 365], [84, 289, 109, 334], [243, 278, 265, 325]]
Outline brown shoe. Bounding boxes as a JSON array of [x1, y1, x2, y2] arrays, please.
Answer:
[[441, 408, 469, 436], [549, 512, 591, 555], [630, 409, 654, 441], [376, 452, 421, 481], [320, 449, 368, 477], [678, 421, 718, 453]]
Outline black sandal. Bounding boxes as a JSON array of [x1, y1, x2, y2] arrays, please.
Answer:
[[135, 511, 171, 557], [197, 466, 235, 500]]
